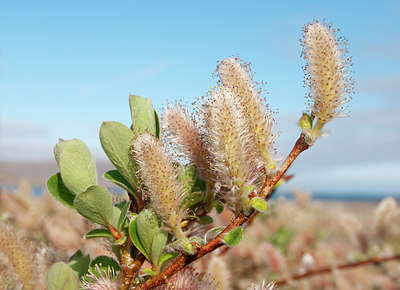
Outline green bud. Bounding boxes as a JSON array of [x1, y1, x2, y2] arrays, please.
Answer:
[[299, 113, 313, 132]]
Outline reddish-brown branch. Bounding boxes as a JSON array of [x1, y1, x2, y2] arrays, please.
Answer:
[[137, 214, 249, 289], [121, 250, 146, 290], [275, 254, 400, 286], [137, 135, 310, 289], [259, 134, 309, 200]]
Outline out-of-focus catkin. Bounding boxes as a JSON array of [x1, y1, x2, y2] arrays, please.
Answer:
[[0, 223, 36, 290]]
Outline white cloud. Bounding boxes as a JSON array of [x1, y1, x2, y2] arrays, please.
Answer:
[[0, 121, 53, 161]]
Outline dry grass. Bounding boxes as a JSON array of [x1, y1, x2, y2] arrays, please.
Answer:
[[1, 181, 399, 289], [208, 193, 400, 289]]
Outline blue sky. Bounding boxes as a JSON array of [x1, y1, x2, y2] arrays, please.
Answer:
[[0, 1, 399, 195]]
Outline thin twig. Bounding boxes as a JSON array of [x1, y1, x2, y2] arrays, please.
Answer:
[[259, 134, 309, 200], [137, 134, 309, 289], [138, 213, 249, 289], [275, 254, 400, 286]]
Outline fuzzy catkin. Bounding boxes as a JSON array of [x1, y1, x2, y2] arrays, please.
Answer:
[[207, 87, 260, 214], [301, 21, 353, 123], [217, 57, 277, 172], [132, 133, 186, 229], [162, 103, 209, 177]]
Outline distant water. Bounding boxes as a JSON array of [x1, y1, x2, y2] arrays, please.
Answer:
[[0, 183, 44, 197], [1, 183, 399, 202], [275, 191, 400, 202]]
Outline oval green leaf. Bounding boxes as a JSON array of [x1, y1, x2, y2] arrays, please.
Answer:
[[129, 215, 149, 260], [53, 139, 66, 167], [205, 226, 226, 243], [99, 121, 138, 187], [47, 262, 80, 290], [151, 228, 168, 267], [90, 255, 121, 273], [74, 185, 113, 227], [160, 252, 179, 267], [180, 192, 205, 209], [223, 227, 243, 247], [197, 215, 213, 225], [213, 200, 224, 214], [142, 268, 156, 276], [137, 210, 161, 258], [59, 139, 97, 195], [129, 95, 158, 137], [104, 170, 137, 197], [249, 197, 268, 213], [68, 251, 90, 279], [47, 173, 75, 209]]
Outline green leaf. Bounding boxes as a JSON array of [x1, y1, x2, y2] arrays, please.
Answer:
[[74, 185, 113, 227], [223, 227, 243, 247], [177, 164, 195, 183], [160, 252, 179, 267], [300, 113, 313, 131], [47, 173, 75, 209], [68, 250, 90, 279], [53, 139, 66, 167], [129, 95, 158, 137], [84, 229, 113, 239], [189, 236, 205, 247], [137, 210, 161, 258], [59, 139, 97, 195], [90, 256, 121, 273], [115, 200, 131, 231], [194, 177, 207, 192], [180, 192, 205, 209], [113, 235, 127, 245], [205, 226, 226, 243], [213, 200, 224, 214], [249, 197, 268, 213], [197, 215, 213, 225], [47, 262, 80, 290], [68, 250, 83, 261], [129, 215, 149, 260], [104, 170, 137, 197], [151, 228, 168, 267], [112, 206, 122, 229], [177, 165, 206, 195], [99, 121, 138, 187], [154, 109, 161, 138], [142, 268, 156, 276]]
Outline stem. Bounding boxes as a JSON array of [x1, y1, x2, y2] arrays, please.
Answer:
[[136, 134, 310, 289], [275, 254, 400, 286], [105, 220, 144, 289], [137, 214, 249, 289], [259, 134, 309, 200], [130, 181, 145, 212], [121, 250, 146, 290]]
